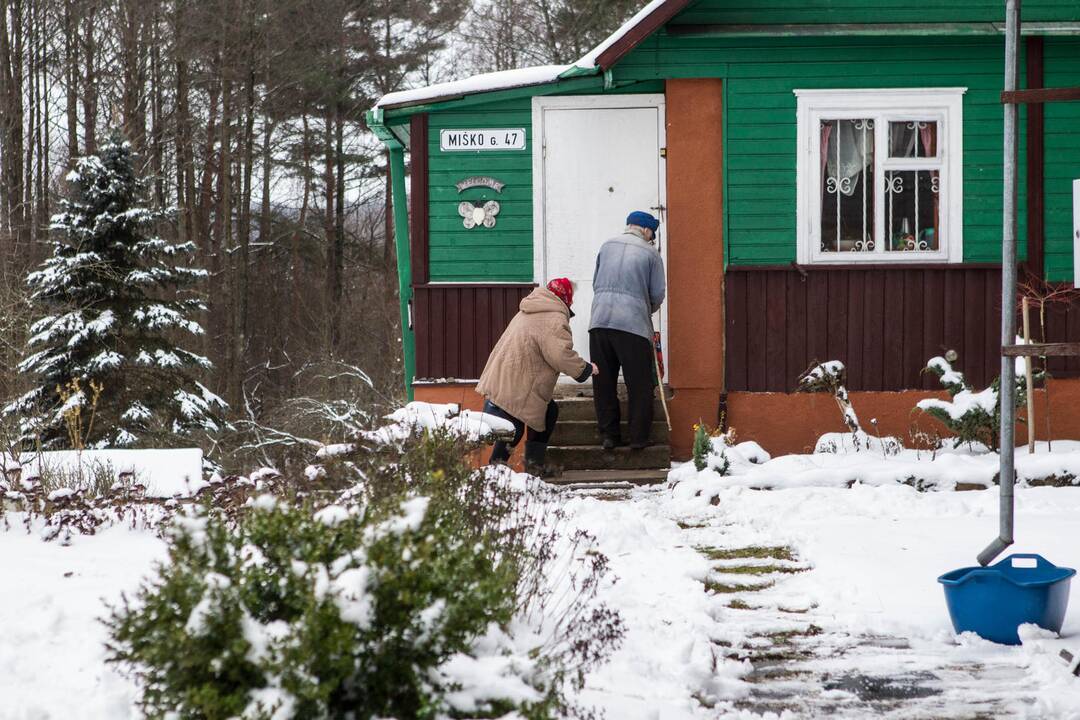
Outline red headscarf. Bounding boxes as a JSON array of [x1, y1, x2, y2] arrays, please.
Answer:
[[546, 277, 574, 308]]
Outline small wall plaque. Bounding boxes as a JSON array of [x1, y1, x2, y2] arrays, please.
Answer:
[[455, 176, 505, 193]]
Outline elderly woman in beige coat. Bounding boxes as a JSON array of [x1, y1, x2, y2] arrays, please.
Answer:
[[476, 278, 597, 476]]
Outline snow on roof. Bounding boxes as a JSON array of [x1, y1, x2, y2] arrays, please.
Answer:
[[572, 0, 673, 68], [375, 64, 571, 109], [373, 0, 687, 110]]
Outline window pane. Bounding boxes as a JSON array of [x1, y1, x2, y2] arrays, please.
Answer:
[[820, 119, 875, 252], [889, 121, 938, 158], [885, 170, 940, 251]]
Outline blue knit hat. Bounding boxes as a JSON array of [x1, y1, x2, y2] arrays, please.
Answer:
[[626, 210, 659, 232]]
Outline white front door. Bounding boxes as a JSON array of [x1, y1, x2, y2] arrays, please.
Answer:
[[532, 95, 667, 381]]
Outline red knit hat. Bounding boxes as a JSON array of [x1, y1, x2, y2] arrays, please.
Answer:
[[546, 277, 574, 308]]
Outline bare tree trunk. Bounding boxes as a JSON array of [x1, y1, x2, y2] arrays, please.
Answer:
[[323, 112, 337, 351], [291, 109, 310, 336], [119, 0, 147, 152], [216, 67, 234, 402], [235, 65, 256, 405], [36, 0, 47, 239], [0, 0, 27, 270], [150, 4, 165, 205], [63, 0, 78, 162], [81, 2, 97, 154]]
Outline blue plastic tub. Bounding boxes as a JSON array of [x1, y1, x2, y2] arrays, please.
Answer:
[[938, 553, 1076, 645]]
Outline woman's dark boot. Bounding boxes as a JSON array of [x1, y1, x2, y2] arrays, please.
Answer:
[[489, 441, 512, 466], [524, 441, 560, 478]]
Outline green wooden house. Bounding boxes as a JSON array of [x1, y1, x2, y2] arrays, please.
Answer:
[[368, 0, 1080, 457]]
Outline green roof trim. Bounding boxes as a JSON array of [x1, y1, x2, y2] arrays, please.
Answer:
[[377, 75, 608, 120], [558, 65, 603, 79]]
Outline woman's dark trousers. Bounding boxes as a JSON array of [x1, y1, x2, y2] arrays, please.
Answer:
[[484, 399, 559, 466]]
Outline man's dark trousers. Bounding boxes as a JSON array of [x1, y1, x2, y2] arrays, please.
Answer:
[[589, 328, 654, 447]]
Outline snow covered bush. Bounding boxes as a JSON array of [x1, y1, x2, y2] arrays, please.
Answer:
[[798, 361, 901, 454], [107, 496, 534, 719], [797, 360, 861, 434], [5, 132, 224, 449], [107, 427, 622, 720], [917, 353, 1033, 451]]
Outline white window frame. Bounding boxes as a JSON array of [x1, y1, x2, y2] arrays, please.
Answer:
[[795, 88, 966, 265]]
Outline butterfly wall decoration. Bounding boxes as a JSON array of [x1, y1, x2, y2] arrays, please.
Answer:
[[458, 200, 500, 229]]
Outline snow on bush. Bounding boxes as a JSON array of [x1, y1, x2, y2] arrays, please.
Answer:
[[107, 426, 622, 720], [917, 350, 1034, 451], [797, 360, 901, 455], [360, 401, 516, 446]]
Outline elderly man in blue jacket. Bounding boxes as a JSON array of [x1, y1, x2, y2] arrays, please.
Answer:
[[588, 211, 666, 451]]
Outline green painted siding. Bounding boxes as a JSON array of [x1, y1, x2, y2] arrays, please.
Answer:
[[1044, 38, 1080, 282], [425, 82, 663, 282], [427, 99, 535, 282], [673, 0, 1079, 26], [615, 35, 1033, 266]]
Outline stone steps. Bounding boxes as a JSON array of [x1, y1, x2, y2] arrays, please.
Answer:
[[547, 444, 671, 471], [548, 391, 672, 477], [546, 468, 670, 487], [548, 420, 669, 446], [556, 396, 667, 422]]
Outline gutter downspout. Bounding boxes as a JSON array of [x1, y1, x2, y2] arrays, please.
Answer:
[[367, 109, 416, 401], [978, 0, 1020, 567]]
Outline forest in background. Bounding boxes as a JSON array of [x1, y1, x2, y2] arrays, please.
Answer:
[[0, 0, 639, 454]]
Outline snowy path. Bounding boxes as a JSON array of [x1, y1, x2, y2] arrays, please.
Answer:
[[568, 481, 1080, 719]]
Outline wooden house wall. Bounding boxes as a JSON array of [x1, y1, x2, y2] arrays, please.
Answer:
[[725, 265, 1080, 392], [425, 99, 536, 283], [1043, 37, 1080, 281], [413, 284, 534, 379], [612, 35, 1042, 270], [669, 0, 1080, 26], [724, 266, 1002, 391]]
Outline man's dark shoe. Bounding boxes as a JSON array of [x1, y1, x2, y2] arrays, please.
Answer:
[[601, 435, 620, 451]]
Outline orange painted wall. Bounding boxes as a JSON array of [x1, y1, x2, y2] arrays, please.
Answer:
[[727, 378, 1080, 456], [665, 79, 726, 459]]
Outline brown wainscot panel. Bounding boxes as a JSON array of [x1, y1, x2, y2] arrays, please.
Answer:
[[725, 265, 1010, 392], [413, 283, 534, 380]]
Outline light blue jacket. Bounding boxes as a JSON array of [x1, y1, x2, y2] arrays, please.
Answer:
[[588, 231, 666, 340]]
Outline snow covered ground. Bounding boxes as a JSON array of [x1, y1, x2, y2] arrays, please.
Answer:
[[569, 474, 1080, 718], [3, 450, 1080, 718], [0, 524, 166, 718]]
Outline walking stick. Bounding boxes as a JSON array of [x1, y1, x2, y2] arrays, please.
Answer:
[[652, 330, 672, 432]]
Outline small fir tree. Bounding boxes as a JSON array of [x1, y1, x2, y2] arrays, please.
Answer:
[[5, 132, 224, 448], [692, 423, 710, 471], [917, 352, 1035, 451]]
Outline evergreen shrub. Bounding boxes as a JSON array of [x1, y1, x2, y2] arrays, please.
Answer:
[[106, 428, 622, 719]]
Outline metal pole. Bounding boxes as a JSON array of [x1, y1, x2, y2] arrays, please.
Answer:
[[978, 0, 1020, 567]]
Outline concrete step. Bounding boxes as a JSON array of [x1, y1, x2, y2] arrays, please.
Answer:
[[547, 444, 671, 471], [549, 420, 669, 446], [546, 468, 669, 487], [556, 396, 667, 422]]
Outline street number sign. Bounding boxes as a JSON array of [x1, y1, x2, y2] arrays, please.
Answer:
[[440, 129, 526, 151]]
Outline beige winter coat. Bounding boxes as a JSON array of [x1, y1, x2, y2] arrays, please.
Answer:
[[476, 287, 590, 432]]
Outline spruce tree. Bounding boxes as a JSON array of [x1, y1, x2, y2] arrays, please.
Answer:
[[5, 132, 225, 448]]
